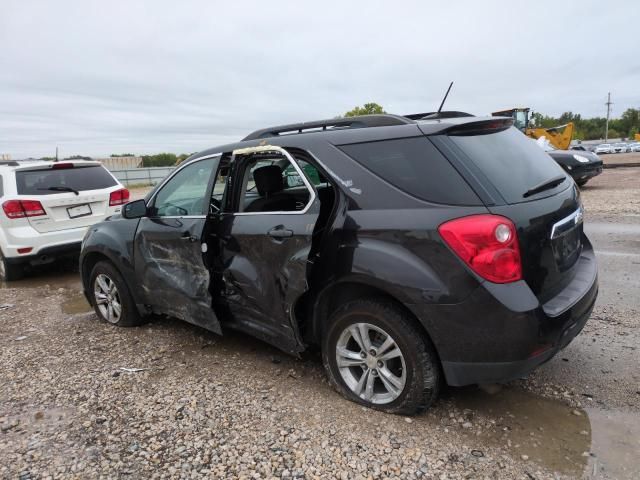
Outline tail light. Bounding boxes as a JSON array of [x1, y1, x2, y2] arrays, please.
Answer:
[[438, 214, 522, 283], [51, 162, 74, 169], [109, 188, 130, 206], [2, 200, 46, 219]]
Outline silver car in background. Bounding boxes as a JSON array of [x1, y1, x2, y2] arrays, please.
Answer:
[[595, 143, 612, 154], [612, 142, 629, 153]]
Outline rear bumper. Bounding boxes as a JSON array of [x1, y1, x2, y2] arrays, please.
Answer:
[[5, 241, 82, 265], [413, 246, 598, 386], [2, 225, 88, 260], [442, 277, 597, 385]]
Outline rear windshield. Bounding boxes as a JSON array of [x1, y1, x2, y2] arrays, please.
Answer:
[[338, 136, 481, 205], [16, 165, 117, 195], [448, 127, 567, 204]]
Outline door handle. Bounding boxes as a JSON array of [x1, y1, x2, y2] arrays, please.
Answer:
[[181, 233, 199, 242], [268, 227, 293, 238]]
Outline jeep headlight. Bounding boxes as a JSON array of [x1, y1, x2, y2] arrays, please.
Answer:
[[573, 154, 589, 163]]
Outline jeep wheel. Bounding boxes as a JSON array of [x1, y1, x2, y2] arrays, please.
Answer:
[[90, 261, 142, 327], [0, 251, 24, 282], [322, 299, 441, 415]]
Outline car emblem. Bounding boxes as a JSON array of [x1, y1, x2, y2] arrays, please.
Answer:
[[550, 206, 583, 239]]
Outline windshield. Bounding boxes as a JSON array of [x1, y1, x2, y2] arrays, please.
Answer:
[[514, 110, 528, 130], [448, 127, 567, 204]]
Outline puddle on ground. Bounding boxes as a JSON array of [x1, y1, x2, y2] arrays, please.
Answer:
[[0, 269, 81, 291], [61, 291, 92, 314], [448, 386, 640, 479]]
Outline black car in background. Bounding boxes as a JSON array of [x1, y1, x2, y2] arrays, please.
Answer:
[[80, 113, 598, 414], [538, 141, 603, 186]]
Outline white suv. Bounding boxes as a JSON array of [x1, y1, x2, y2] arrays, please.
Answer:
[[0, 159, 129, 280]]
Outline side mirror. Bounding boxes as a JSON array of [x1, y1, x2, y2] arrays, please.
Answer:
[[123, 199, 148, 219]]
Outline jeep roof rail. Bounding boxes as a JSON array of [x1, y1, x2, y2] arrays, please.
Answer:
[[242, 114, 415, 141], [404, 111, 475, 120]]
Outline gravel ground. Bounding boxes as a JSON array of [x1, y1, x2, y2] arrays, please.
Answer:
[[1, 168, 639, 479], [1, 290, 559, 480], [579, 166, 640, 216]]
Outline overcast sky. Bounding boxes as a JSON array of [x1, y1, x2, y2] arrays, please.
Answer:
[[1, 0, 638, 158]]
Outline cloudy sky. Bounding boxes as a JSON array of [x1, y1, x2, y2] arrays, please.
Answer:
[[1, 0, 638, 158]]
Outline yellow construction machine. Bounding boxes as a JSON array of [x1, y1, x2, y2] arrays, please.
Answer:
[[492, 107, 574, 150]]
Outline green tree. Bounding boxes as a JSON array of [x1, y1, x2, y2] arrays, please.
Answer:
[[619, 108, 639, 137], [110, 153, 135, 157], [606, 129, 620, 139], [344, 102, 386, 117], [141, 153, 179, 167]]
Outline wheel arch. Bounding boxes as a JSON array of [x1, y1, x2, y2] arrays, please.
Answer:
[[297, 277, 442, 364], [81, 249, 147, 315]]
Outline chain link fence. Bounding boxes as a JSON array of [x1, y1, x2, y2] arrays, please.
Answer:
[[108, 166, 175, 187]]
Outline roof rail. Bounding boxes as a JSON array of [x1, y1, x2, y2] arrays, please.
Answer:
[[242, 114, 415, 141], [404, 111, 475, 120]]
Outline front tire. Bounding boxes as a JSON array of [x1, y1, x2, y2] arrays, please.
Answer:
[[89, 261, 142, 327], [322, 299, 441, 415], [0, 250, 24, 281]]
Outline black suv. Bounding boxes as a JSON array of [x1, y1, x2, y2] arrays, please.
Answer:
[[80, 113, 598, 414]]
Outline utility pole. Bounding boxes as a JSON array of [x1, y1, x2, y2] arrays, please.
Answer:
[[605, 92, 612, 142], [55, 146, 59, 162]]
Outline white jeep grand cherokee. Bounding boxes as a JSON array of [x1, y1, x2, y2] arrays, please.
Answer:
[[0, 159, 129, 280]]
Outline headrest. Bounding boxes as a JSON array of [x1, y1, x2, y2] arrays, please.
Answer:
[[253, 165, 283, 196]]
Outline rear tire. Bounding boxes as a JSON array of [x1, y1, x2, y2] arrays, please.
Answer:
[[89, 261, 142, 327], [0, 251, 24, 281], [322, 298, 441, 415]]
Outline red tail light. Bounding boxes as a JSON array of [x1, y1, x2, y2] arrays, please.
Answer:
[[109, 188, 130, 206], [2, 200, 46, 219], [438, 214, 522, 283]]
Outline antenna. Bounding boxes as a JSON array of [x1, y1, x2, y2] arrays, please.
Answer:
[[437, 81, 454, 114]]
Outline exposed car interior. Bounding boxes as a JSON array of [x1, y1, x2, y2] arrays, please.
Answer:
[[234, 149, 336, 229]]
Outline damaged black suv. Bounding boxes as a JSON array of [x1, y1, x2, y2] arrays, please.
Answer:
[[80, 113, 598, 414]]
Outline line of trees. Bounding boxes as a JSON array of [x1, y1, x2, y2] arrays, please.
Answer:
[[110, 152, 191, 166], [38, 152, 191, 165], [532, 108, 639, 141], [343, 103, 640, 141]]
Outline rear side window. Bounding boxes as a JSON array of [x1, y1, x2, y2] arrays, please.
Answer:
[[16, 165, 117, 195], [448, 127, 567, 204], [338, 137, 480, 205]]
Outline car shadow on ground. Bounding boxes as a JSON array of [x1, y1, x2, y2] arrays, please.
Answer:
[[1, 256, 81, 290]]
